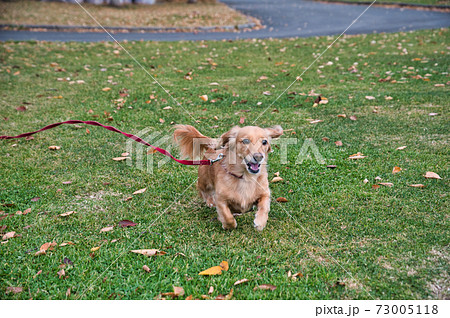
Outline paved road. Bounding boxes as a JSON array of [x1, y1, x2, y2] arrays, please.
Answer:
[[0, 0, 449, 42]]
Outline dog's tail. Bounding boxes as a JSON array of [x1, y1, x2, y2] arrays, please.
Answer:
[[173, 125, 215, 159]]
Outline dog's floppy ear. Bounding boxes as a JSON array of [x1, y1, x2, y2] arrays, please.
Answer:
[[217, 126, 240, 149], [265, 125, 283, 139]]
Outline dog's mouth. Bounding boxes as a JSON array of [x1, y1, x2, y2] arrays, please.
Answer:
[[246, 161, 261, 174]]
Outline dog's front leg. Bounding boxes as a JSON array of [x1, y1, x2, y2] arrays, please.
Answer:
[[216, 202, 237, 230], [254, 194, 270, 231]]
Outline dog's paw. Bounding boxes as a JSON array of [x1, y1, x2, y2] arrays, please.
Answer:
[[222, 219, 237, 230], [253, 219, 266, 231]]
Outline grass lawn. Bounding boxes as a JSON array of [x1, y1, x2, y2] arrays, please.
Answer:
[[0, 0, 250, 29], [0, 28, 449, 300], [320, 0, 450, 7]]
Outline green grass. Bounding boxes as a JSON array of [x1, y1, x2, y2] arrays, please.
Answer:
[[0, 28, 449, 300], [320, 0, 450, 6]]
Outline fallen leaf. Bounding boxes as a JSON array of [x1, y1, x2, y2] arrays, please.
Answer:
[[349, 115, 357, 121], [159, 118, 165, 123], [208, 286, 214, 295], [185, 295, 193, 300], [163, 106, 172, 110], [48, 145, 61, 150], [428, 112, 439, 116], [379, 182, 393, 187], [424, 172, 441, 179], [363, 178, 369, 184], [335, 140, 343, 147], [326, 165, 337, 169], [15, 106, 27, 112], [392, 166, 402, 174], [309, 119, 323, 124], [365, 96, 375, 100], [130, 249, 166, 257], [6, 287, 23, 294], [100, 226, 114, 233], [262, 91, 271, 96], [385, 96, 393, 100], [318, 97, 328, 105], [199, 266, 223, 276], [33, 270, 42, 278], [337, 114, 347, 118], [133, 188, 147, 195], [59, 241, 75, 247], [372, 185, 380, 189], [396, 146, 407, 150], [271, 176, 283, 183], [102, 87, 111, 92], [91, 246, 101, 252], [112, 157, 130, 161], [209, 82, 219, 86], [31, 197, 40, 202], [39, 242, 56, 252], [66, 288, 71, 298], [63, 257, 74, 266], [59, 211, 76, 217], [2, 231, 15, 240], [348, 152, 366, 159], [200, 95, 208, 102], [239, 117, 245, 124], [62, 181, 72, 184], [23, 208, 31, 215], [57, 268, 65, 279], [118, 220, 137, 227], [233, 278, 249, 286], [276, 197, 288, 202], [143, 265, 151, 273], [219, 261, 229, 271], [254, 284, 276, 291], [173, 286, 185, 297], [409, 184, 425, 188]]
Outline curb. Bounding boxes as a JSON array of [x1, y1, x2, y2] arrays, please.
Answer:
[[0, 21, 258, 33], [316, 0, 450, 10]]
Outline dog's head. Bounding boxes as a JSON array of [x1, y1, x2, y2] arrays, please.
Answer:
[[217, 125, 283, 175]]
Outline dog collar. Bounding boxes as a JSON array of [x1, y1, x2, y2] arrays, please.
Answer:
[[221, 164, 243, 179]]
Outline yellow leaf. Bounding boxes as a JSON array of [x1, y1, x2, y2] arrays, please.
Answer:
[[48, 145, 61, 150], [219, 261, 229, 271], [271, 176, 283, 183], [102, 87, 111, 92], [199, 266, 223, 276], [91, 246, 100, 252]]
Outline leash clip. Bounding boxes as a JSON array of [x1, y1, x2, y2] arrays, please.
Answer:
[[210, 153, 223, 165]]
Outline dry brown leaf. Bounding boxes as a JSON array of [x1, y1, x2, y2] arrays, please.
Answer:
[[66, 288, 71, 298], [130, 249, 166, 257], [348, 152, 366, 159], [100, 226, 114, 233], [59, 242, 75, 247], [379, 182, 394, 187], [276, 197, 288, 203], [199, 266, 223, 276], [263, 91, 271, 96], [335, 141, 343, 147], [2, 231, 15, 240], [318, 97, 328, 105], [200, 95, 208, 102], [424, 172, 441, 179], [239, 117, 245, 124], [159, 118, 165, 124], [337, 114, 347, 118], [219, 261, 229, 271], [254, 284, 276, 291], [396, 146, 407, 150], [48, 145, 61, 150], [91, 246, 101, 252], [39, 242, 57, 252], [6, 286, 23, 294], [271, 176, 283, 183], [349, 115, 357, 121], [102, 87, 111, 92], [173, 286, 185, 297], [112, 157, 130, 161], [208, 286, 214, 295], [57, 268, 65, 279], [143, 265, 151, 273], [365, 96, 375, 100], [392, 166, 402, 174], [372, 185, 380, 189], [133, 188, 147, 195], [33, 270, 42, 279], [409, 184, 425, 188], [309, 119, 323, 124], [233, 278, 249, 286], [185, 295, 193, 300], [23, 208, 31, 215], [59, 211, 76, 217]]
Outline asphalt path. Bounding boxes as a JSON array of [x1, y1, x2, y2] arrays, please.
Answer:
[[0, 0, 449, 42]]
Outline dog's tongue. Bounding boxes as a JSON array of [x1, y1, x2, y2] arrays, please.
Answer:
[[249, 162, 260, 171]]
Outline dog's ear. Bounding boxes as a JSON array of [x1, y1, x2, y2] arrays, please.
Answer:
[[217, 126, 240, 149], [265, 125, 283, 139]]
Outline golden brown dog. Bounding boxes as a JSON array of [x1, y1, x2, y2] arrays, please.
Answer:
[[174, 125, 283, 231]]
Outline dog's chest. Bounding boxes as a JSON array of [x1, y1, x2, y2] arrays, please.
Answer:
[[227, 179, 260, 212]]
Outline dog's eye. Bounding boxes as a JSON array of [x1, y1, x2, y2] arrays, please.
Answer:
[[262, 140, 268, 145], [242, 138, 250, 144]]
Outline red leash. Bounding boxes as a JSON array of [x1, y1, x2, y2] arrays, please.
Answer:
[[0, 120, 220, 166]]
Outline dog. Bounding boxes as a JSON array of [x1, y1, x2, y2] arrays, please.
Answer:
[[174, 125, 283, 231]]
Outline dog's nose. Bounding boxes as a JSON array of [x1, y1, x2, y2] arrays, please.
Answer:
[[253, 153, 264, 163]]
